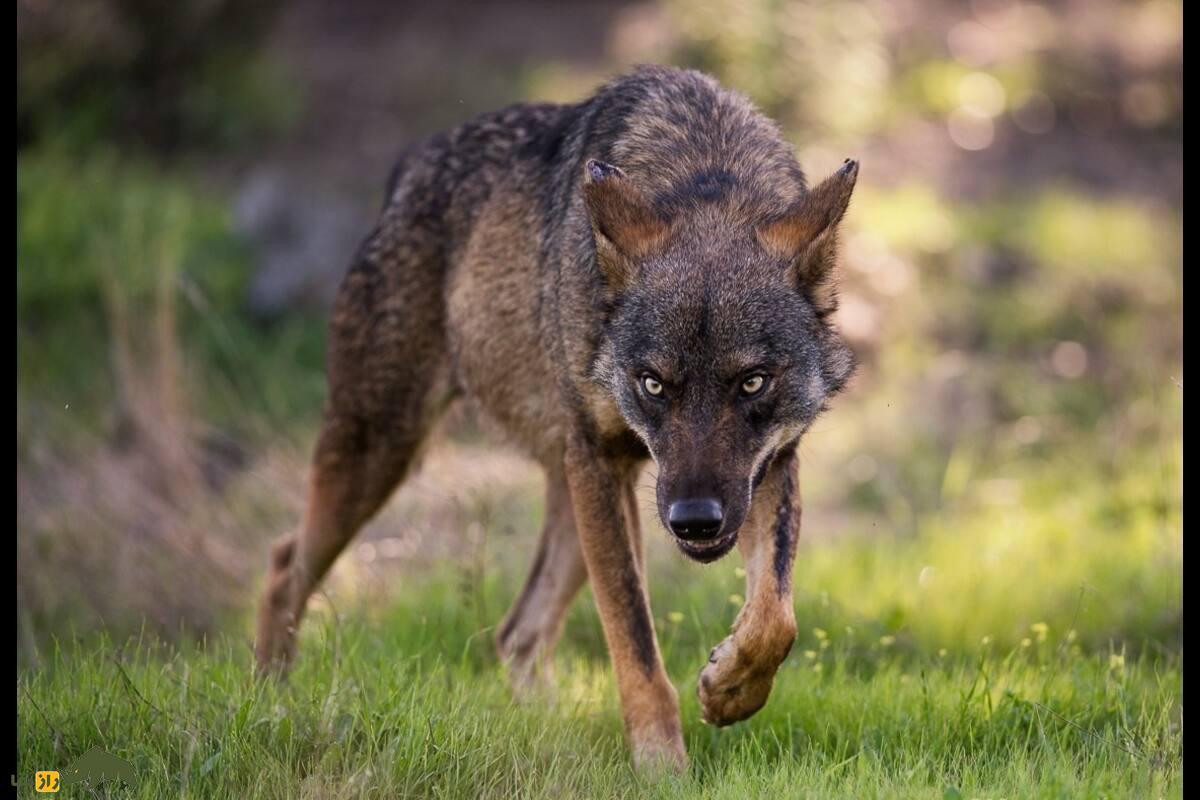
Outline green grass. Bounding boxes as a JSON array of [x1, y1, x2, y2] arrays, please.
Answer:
[[18, 545, 1181, 799]]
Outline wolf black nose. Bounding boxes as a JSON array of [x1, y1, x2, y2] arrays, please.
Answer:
[[668, 499, 725, 540]]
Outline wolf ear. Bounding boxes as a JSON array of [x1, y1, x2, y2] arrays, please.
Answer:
[[582, 159, 669, 289], [758, 159, 858, 316]]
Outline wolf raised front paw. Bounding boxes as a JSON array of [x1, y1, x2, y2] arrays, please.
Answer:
[[697, 636, 781, 726]]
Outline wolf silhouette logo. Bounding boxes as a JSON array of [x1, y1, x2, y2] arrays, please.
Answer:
[[61, 747, 137, 790]]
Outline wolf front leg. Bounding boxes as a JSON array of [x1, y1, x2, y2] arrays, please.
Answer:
[[698, 444, 801, 726], [564, 437, 687, 772]]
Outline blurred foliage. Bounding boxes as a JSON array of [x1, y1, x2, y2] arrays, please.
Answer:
[[15, 0, 1181, 660], [828, 182, 1181, 523], [17, 0, 299, 154], [655, 0, 1182, 146], [17, 151, 326, 449]]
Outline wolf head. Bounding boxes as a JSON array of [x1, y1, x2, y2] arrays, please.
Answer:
[[584, 157, 858, 562]]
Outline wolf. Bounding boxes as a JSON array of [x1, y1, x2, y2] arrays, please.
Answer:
[[254, 65, 858, 770]]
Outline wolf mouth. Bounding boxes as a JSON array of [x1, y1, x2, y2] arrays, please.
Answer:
[[674, 529, 739, 563]]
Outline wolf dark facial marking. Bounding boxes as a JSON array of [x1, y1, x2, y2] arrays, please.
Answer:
[[771, 442, 800, 594], [255, 65, 859, 772]]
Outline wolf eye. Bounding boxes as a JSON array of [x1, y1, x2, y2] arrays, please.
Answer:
[[740, 375, 767, 396], [641, 375, 664, 397]]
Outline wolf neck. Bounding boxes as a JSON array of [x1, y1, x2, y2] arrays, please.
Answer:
[[601, 69, 807, 225]]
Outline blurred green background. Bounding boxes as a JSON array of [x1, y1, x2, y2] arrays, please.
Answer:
[[17, 0, 1180, 667]]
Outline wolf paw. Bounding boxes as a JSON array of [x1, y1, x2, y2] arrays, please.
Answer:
[[696, 636, 778, 726], [497, 638, 558, 703], [630, 726, 689, 774]]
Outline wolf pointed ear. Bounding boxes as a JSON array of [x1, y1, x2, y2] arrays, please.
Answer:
[[582, 159, 669, 289], [758, 159, 859, 315]]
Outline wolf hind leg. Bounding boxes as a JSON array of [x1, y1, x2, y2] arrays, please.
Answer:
[[254, 410, 433, 674], [496, 471, 588, 694], [254, 221, 453, 675]]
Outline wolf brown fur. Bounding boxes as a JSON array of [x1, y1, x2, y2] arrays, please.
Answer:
[[254, 65, 858, 771]]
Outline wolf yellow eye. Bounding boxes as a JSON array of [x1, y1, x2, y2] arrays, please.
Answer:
[[642, 375, 664, 396], [741, 375, 766, 396]]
